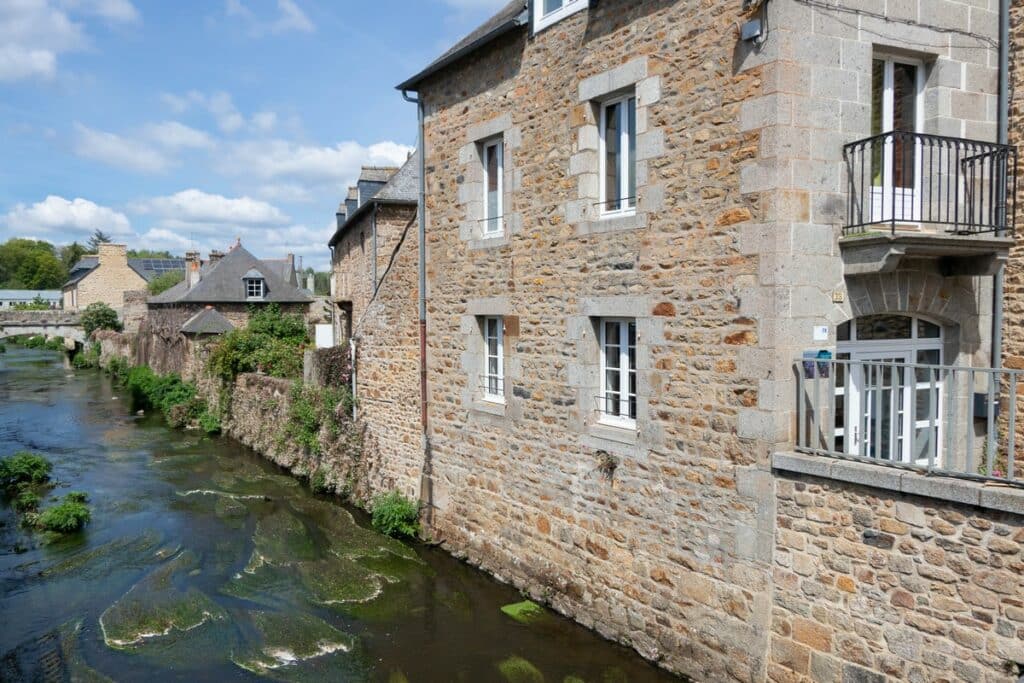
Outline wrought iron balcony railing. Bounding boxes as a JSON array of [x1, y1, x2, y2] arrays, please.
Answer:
[[796, 357, 1022, 487], [843, 131, 1016, 236]]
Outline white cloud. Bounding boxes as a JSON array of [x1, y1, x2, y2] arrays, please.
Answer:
[[159, 90, 274, 135], [0, 0, 138, 82], [134, 189, 290, 229], [73, 123, 171, 173], [60, 0, 140, 23], [251, 110, 277, 133], [221, 139, 413, 187], [3, 195, 131, 236], [0, 45, 57, 81], [225, 0, 313, 36], [141, 121, 213, 149]]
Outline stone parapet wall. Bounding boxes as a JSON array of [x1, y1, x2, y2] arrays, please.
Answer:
[[770, 464, 1024, 682], [93, 330, 133, 366]]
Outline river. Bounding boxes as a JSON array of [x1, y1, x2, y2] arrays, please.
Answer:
[[0, 347, 679, 682]]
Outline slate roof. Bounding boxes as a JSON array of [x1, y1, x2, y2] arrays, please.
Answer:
[[328, 152, 420, 247], [180, 307, 235, 335], [396, 1, 528, 91], [62, 256, 184, 288], [359, 167, 398, 183], [0, 290, 61, 302], [149, 245, 312, 305]]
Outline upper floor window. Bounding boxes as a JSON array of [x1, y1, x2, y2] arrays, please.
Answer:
[[600, 94, 637, 217], [599, 317, 636, 429], [245, 277, 265, 300], [532, 0, 587, 32], [482, 138, 504, 236], [482, 315, 504, 403]]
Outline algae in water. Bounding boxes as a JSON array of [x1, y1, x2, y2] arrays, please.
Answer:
[[497, 655, 545, 683]]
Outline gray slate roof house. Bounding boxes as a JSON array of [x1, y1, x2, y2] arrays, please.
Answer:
[[328, 152, 419, 247], [63, 255, 184, 288], [149, 244, 312, 305]]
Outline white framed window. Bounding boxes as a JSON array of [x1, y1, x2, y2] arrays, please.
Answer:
[[599, 317, 636, 428], [599, 94, 637, 217], [482, 316, 504, 403], [532, 0, 587, 32], [245, 278, 265, 300], [482, 138, 504, 236]]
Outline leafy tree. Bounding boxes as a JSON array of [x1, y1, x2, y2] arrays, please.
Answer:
[[129, 249, 178, 259], [87, 229, 112, 251], [147, 270, 185, 295], [60, 242, 89, 270], [0, 238, 67, 289], [80, 302, 122, 337]]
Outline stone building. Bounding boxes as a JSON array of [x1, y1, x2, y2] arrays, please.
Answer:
[[139, 243, 313, 376], [328, 154, 426, 498], [61, 243, 183, 311], [327, 0, 1023, 680]]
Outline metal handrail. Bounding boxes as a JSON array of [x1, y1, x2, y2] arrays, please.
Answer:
[[843, 130, 1016, 236]]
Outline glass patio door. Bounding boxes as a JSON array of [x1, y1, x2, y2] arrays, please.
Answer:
[[847, 351, 914, 462], [871, 56, 924, 224]]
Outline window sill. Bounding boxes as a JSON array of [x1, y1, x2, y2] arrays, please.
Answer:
[[589, 420, 638, 446], [471, 398, 508, 418], [467, 233, 510, 250], [576, 211, 646, 236]]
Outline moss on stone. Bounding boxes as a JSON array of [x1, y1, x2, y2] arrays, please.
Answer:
[[500, 600, 546, 625], [497, 655, 545, 683]]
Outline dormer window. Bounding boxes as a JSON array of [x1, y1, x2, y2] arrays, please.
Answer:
[[243, 269, 266, 300], [532, 0, 587, 33]]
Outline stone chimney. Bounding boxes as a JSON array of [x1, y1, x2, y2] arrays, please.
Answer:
[[336, 202, 347, 230], [185, 251, 201, 289], [286, 253, 295, 284], [208, 250, 224, 266], [97, 243, 127, 266]]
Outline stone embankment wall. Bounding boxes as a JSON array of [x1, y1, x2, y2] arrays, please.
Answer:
[[770, 470, 1024, 683], [93, 330, 132, 365]]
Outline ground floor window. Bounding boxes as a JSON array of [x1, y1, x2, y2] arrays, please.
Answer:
[[482, 316, 504, 403], [599, 317, 636, 428]]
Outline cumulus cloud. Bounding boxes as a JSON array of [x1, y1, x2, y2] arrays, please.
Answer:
[[0, 0, 138, 82], [220, 139, 413, 187], [141, 121, 214, 149], [3, 195, 131, 237], [73, 123, 171, 173], [134, 189, 290, 230], [225, 0, 313, 36], [158, 90, 274, 135]]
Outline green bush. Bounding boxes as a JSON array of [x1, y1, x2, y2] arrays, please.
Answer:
[[12, 296, 53, 311], [65, 491, 89, 504], [310, 470, 330, 494], [36, 495, 91, 533], [0, 452, 53, 490], [121, 366, 218, 433], [198, 409, 221, 435], [370, 491, 420, 539], [0, 342, 6, 353], [81, 302, 121, 337], [72, 342, 101, 369], [106, 356, 129, 381], [147, 270, 185, 295], [12, 490, 41, 512], [207, 304, 309, 382]]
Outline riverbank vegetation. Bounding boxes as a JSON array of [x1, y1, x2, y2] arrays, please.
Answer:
[[0, 452, 92, 534], [81, 302, 122, 336], [6, 334, 66, 351], [370, 491, 420, 539], [208, 304, 308, 381], [123, 366, 220, 434]]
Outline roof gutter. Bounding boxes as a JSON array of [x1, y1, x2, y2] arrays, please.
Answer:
[[395, 7, 528, 92]]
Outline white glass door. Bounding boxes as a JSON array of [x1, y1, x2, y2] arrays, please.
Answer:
[[870, 57, 924, 224], [847, 350, 914, 462]]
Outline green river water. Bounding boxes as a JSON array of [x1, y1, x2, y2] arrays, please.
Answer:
[[0, 347, 679, 682]]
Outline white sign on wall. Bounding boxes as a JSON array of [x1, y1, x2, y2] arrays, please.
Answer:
[[315, 324, 334, 349]]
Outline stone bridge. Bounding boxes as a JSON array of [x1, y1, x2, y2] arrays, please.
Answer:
[[0, 311, 85, 344]]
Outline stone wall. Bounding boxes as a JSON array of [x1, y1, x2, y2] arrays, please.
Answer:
[[770, 468, 1024, 683], [122, 290, 149, 334], [93, 330, 132, 366]]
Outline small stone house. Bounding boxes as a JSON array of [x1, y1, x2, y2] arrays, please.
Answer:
[[330, 1, 1024, 681], [139, 244, 313, 376], [62, 244, 183, 311]]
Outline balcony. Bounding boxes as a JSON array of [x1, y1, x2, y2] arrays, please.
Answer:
[[795, 357, 1022, 488], [840, 131, 1016, 276]]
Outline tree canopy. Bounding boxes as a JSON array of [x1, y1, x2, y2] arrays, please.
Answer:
[[0, 239, 66, 289], [129, 249, 178, 259], [87, 230, 112, 251]]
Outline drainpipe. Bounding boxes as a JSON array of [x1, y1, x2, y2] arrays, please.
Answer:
[[402, 87, 432, 522], [371, 203, 379, 292], [992, 0, 1008, 378], [350, 336, 357, 420]]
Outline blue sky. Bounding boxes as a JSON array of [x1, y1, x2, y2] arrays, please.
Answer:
[[0, 0, 507, 270]]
